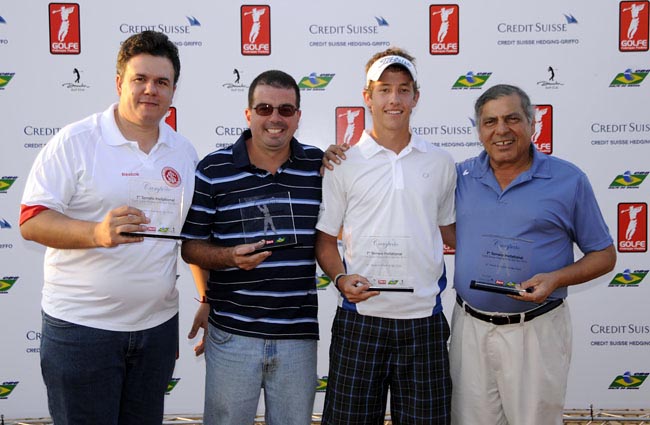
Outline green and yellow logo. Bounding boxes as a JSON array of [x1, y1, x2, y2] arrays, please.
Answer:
[[317, 274, 332, 290], [0, 381, 19, 399], [610, 69, 649, 87], [452, 71, 492, 89], [316, 376, 328, 392], [609, 269, 648, 287], [0, 276, 19, 293], [609, 372, 649, 389], [609, 171, 648, 188], [0, 176, 18, 193], [299, 73, 335, 90], [166, 378, 180, 395], [0, 73, 15, 89]]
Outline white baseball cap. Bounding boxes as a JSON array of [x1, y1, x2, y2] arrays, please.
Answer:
[[366, 55, 417, 88]]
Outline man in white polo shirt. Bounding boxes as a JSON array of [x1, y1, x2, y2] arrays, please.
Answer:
[[19, 31, 198, 425], [315, 47, 456, 424]]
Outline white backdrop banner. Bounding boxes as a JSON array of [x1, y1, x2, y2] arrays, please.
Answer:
[[1, 0, 649, 419]]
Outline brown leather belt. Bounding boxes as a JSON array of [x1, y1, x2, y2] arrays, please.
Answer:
[[456, 295, 563, 325]]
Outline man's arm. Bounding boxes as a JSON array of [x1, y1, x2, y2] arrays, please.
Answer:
[[20, 206, 149, 249], [517, 244, 616, 304], [181, 239, 271, 271], [187, 264, 210, 356], [315, 230, 377, 303], [440, 223, 456, 249]]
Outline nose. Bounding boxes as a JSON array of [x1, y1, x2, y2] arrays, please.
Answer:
[[144, 80, 158, 94], [495, 119, 509, 134]]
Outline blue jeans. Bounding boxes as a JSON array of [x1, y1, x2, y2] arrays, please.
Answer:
[[40, 311, 178, 425], [203, 324, 317, 425]]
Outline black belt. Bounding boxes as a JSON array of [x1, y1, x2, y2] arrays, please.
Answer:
[[456, 295, 563, 325]]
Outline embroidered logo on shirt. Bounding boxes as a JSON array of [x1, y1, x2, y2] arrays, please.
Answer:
[[162, 167, 181, 188]]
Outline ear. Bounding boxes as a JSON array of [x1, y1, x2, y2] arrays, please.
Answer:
[[116, 74, 122, 96], [362, 89, 372, 107], [245, 108, 252, 126]]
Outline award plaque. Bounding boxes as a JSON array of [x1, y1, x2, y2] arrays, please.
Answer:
[[359, 236, 414, 292], [121, 179, 185, 240], [470, 235, 533, 296], [240, 192, 298, 251]]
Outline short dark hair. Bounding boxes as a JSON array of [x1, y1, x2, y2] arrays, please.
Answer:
[[117, 31, 181, 85], [248, 70, 301, 109], [474, 84, 534, 125]]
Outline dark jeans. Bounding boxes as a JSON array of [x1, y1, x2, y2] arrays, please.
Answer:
[[40, 311, 178, 425]]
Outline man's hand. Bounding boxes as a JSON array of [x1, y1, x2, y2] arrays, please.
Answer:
[[229, 240, 272, 270], [187, 303, 210, 356], [320, 143, 349, 175], [511, 272, 560, 304], [337, 274, 380, 303], [93, 205, 150, 247]]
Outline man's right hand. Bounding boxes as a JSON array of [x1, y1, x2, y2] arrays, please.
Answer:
[[94, 205, 150, 247], [337, 273, 379, 303], [229, 239, 272, 270]]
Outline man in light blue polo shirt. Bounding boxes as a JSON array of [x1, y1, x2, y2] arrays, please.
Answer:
[[450, 84, 616, 425]]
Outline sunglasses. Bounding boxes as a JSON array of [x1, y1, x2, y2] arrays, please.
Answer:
[[252, 103, 298, 117]]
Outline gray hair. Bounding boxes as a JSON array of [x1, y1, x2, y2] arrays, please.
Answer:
[[474, 84, 534, 126]]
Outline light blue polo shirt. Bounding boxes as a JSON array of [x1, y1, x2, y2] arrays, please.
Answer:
[[454, 147, 613, 313]]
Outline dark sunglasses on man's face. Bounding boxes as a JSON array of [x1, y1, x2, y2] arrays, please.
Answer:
[[252, 103, 298, 117]]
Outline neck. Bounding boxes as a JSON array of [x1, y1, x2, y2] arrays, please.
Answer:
[[246, 139, 291, 175], [114, 109, 159, 154], [369, 127, 411, 154], [491, 152, 533, 190]]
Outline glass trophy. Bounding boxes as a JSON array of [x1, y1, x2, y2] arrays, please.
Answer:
[[240, 192, 298, 251], [471, 235, 533, 295]]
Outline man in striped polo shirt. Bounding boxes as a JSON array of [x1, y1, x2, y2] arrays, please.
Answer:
[[180, 70, 323, 425]]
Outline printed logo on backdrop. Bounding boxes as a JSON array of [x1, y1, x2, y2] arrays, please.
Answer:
[[0, 218, 11, 229], [118, 16, 203, 48], [336, 107, 365, 146], [164, 107, 177, 131], [62, 67, 89, 92], [412, 119, 478, 150], [430, 5, 459, 55], [537, 66, 564, 89], [609, 68, 650, 87], [496, 12, 579, 47], [609, 269, 648, 287], [316, 376, 328, 392], [0, 72, 15, 89], [316, 274, 331, 290], [241, 5, 270, 55], [0, 276, 19, 293], [166, 378, 181, 395], [609, 171, 649, 188], [532, 105, 553, 154], [0, 381, 19, 399], [617, 202, 647, 253], [0, 176, 17, 194], [222, 68, 249, 92], [49, 3, 80, 54], [619, 1, 649, 52], [299, 73, 334, 91], [451, 71, 491, 89], [0, 15, 9, 46], [609, 372, 649, 389], [26, 329, 41, 353], [23, 125, 60, 150], [307, 15, 391, 48]]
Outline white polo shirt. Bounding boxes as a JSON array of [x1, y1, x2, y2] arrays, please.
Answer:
[[21, 103, 198, 331], [317, 131, 456, 319]]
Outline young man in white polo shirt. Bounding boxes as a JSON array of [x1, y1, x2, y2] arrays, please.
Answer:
[[315, 47, 456, 424]]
